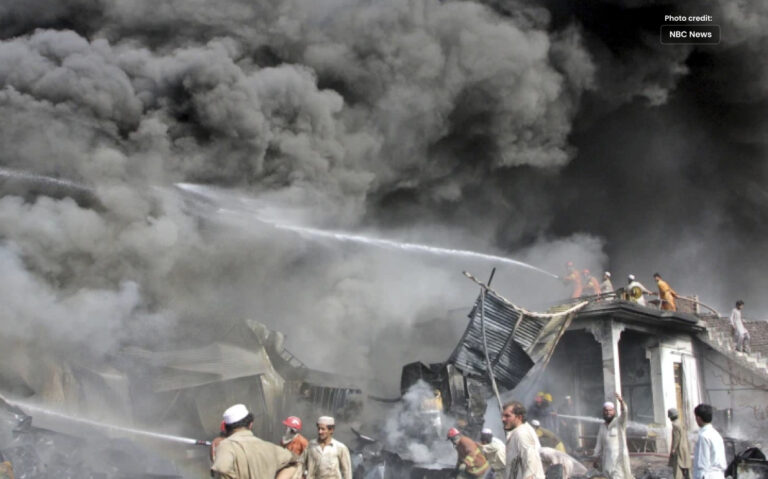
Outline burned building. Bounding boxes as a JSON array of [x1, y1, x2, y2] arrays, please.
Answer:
[[399, 274, 768, 476]]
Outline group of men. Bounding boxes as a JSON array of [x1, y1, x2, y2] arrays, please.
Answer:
[[562, 263, 614, 299], [563, 264, 679, 310], [565, 263, 753, 353], [209, 404, 352, 479], [448, 400, 585, 479], [449, 394, 729, 479]]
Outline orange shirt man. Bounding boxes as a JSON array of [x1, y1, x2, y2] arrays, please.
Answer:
[[654, 273, 678, 311]]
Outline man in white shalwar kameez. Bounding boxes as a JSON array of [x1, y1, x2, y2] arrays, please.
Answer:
[[502, 401, 545, 479], [693, 404, 726, 479], [593, 394, 634, 479], [626, 275, 652, 307], [729, 300, 750, 352]]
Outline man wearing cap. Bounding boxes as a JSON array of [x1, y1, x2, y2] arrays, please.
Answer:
[[448, 428, 490, 478], [501, 401, 545, 479], [305, 416, 352, 479], [211, 404, 298, 479], [626, 275, 652, 307], [480, 428, 506, 478], [281, 417, 308, 479], [593, 394, 633, 479], [601, 272, 614, 295], [667, 408, 691, 479]]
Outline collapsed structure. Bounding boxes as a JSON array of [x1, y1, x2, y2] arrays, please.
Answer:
[[1, 257, 768, 477]]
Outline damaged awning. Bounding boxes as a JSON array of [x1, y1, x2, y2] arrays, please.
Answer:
[[448, 290, 536, 390], [448, 273, 588, 391]]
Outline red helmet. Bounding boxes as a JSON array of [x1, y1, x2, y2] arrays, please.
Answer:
[[447, 427, 461, 440], [283, 416, 302, 430]]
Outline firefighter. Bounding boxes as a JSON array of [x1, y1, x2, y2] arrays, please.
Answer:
[[562, 262, 583, 298], [448, 427, 490, 478], [280, 416, 309, 479], [653, 273, 679, 311], [583, 269, 601, 296]]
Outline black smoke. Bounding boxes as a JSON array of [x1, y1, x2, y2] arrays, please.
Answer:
[[0, 0, 766, 443]]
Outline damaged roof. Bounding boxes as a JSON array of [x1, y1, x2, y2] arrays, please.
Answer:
[[448, 291, 540, 391]]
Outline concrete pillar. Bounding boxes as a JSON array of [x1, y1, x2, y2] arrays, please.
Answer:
[[647, 345, 675, 452], [647, 339, 691, 453], [590, 320, 624, 402]]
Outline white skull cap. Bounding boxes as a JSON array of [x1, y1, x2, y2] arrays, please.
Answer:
[[628, 274, 635, 281], [317, 416, 335, 426], [603, 401, 615, 409], [481, 428, 493, 435], [223, 404, 250, 425]]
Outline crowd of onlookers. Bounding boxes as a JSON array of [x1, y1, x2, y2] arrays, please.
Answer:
[[208, 393, 728, 479]]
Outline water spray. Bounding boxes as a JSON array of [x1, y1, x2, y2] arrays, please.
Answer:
[[175, 183, 560, 279], [0, 394, 211, 446]]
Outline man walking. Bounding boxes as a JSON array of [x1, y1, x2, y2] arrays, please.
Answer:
[[593, 394, 633, 479], [211, 404, 298, 479], [501, 401, 544, 479], [730, 300, 750, 353], [667, 408, 691, 479], [653, 273, 679, 311], [305, 416, 352, 479], [693, 404, 726, 479]]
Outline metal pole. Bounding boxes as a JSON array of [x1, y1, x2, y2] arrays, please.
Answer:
[[479, 287, 504, 413]]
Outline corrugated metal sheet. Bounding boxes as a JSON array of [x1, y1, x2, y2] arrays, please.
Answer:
[[449, 291, 544, 391]]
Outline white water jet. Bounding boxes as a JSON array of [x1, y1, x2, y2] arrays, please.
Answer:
[[175, 183, 560, 279], [1, 395, 210, 446]]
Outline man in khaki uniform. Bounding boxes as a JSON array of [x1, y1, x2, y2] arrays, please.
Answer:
[[211, 404, 298, 479], [305, 416, 352, 479], [667, 409, 691, 479]]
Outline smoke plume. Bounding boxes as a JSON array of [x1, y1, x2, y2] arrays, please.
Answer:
[[0, 0, 767, 449]]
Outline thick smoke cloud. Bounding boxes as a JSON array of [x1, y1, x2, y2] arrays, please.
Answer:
[[1, 0, 766, 447]]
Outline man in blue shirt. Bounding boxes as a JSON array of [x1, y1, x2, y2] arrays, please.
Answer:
[[693, 404, 727, 479]]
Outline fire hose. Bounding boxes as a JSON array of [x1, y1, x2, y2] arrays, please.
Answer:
[[0, 393, 211, 446]]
